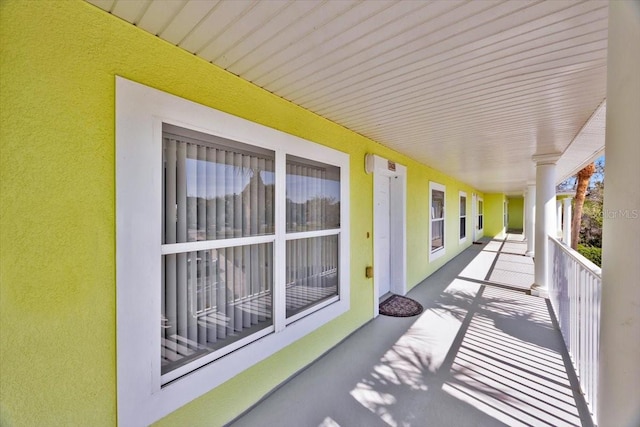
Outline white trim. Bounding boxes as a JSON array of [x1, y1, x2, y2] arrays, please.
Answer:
[[116, 77, 350, 426], [161, 325, 275, 384], [367, 154, 407, 317], [477, 196, 484, 238], [284, 229, 340, 240], [161, 235, 276, 255], [274, 149, 287, 334], [459, 191, 468, 244], [285, 295, 340, 325], [429, 181, 446, 262]]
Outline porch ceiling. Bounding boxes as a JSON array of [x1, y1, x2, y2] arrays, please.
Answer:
[[87, 0, 608, 194]]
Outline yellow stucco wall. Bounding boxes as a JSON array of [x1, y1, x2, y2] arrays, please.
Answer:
[[483, 194, 507, 238], [0, 1, 482, 425], [508, 196, 524, 231]]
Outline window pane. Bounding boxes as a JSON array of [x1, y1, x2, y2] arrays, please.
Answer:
[[432, 219, 444, 251], [163, 126, 275, 244], [432, 190, 444, 219], [162, 243, 273, 374], [286, 235, 338, 318], [460, 196, 466, 215], [460, 217, 466, 239], [286, 155, 340, 232]]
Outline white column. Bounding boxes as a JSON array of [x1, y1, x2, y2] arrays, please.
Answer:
[[556, 200, 563, 237], [531, 154, 560, 297], [598, 1, 640, 425], [524, 183, 536, 256], [562, 197, 572, 245]]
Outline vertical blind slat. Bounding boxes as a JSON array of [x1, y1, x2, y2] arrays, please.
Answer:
[[161, 133, 276, 376]]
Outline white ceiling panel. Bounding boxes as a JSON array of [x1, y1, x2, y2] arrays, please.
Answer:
[[110, 0, 151, 24], [86, 0, 608, 194], [158, 1, 218, 45], [137, 0, 186, 36]]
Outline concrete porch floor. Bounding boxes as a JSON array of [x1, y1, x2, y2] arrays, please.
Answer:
[[229, 235, 593, 427]]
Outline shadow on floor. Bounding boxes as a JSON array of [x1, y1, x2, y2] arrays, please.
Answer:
[[229, 237, 593, 427]]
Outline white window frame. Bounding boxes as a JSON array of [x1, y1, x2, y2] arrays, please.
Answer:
[[504, 200, 508, 229], [477, 197, 484, 236], [459, 191, 467, 244], [429, 181, 446, 262], [116, 77, 350, 426]]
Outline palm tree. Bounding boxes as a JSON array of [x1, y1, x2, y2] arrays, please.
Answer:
[[571, 162, 596, 249]]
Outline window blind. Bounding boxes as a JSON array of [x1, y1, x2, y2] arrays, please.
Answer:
[[161, 132, 275, 375], [285, 156, 340, 317]]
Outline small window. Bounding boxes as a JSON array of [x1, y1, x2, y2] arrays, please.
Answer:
[[459, 192, 467, 243], [504, 200, 508, 228], [478, 199, 484, 231], [429, 182, 446, 261]]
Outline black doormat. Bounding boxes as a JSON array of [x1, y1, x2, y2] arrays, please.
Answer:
[[379, 295, 423, 317]]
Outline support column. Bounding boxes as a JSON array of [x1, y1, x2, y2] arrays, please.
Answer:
[[524, 183, 536, 256], [562, 197, 572, 245], [598, 1, 640, 425], [531, 154, 560, 297], [556, 200, 563, 237]]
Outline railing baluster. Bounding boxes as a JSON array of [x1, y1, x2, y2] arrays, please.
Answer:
[[547, 236, 601, 422]]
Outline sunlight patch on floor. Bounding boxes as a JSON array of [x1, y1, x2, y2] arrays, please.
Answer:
[[318, 416, 341, 427], [444, 287, 582, 427], [350, 279, 481, 426]]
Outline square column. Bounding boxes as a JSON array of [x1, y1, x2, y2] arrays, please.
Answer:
[[524, 184, 536, 256], [531, 154, 560, 297], [562, 197, 572, 245], [598, 1, 640, 425]]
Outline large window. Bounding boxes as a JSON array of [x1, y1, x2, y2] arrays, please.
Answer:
[[116, 78, 350, 426], [161, 125, 276, 381], [429, 182, 446, 261], [459, 191, 467, 243]]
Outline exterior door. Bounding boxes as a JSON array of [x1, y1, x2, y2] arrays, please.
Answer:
[[375, 174, 391, 297]]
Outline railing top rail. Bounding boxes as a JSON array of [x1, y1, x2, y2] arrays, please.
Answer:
[[548, 235, 602, 278]]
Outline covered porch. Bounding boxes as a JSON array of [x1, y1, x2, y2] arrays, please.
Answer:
[[231, 235, 593, 427], [2, 1, 638, 426]]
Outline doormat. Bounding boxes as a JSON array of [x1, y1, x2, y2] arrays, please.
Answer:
[[379, 295, 423, 317], [473, 241, 484, 245]]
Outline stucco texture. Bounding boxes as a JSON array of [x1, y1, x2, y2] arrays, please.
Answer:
[[483, 193, 507, 238], [508, 196, 524, 230], [1, 1, 481, 425]]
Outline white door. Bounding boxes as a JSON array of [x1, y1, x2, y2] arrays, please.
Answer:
[[375, 174, 391, 297], [472, 193, 477, 241]]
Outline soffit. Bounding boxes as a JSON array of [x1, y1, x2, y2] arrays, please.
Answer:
[[87, 0, 608, 194]]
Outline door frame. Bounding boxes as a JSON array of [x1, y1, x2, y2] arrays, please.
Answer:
[[366, 154, 407, 317], [475, 195, 484, 240]]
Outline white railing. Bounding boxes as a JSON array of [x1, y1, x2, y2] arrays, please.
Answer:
[[548, 236, 601, 421]]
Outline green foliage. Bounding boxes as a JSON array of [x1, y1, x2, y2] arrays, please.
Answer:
[[577, 245, 602, 267], [571, 156, 605, 249], [579, 190, 603, 247]]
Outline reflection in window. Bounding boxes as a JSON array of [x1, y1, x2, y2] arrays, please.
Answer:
[[286, 155, 340, 232], [286, 235, 338, 318], [161, 244, 273, 375], [163, 125, 275, 244], [460, 195, 467, 240], [431, 189, 445, 252], [162, 124, 276, 375]]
